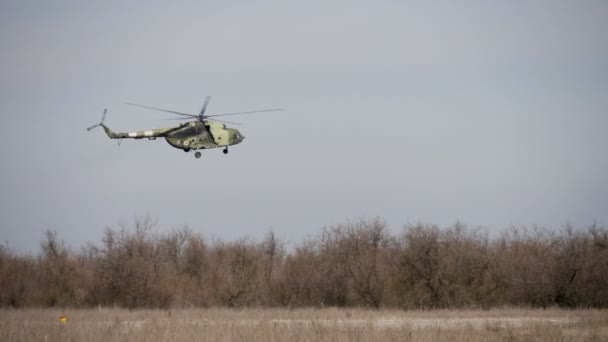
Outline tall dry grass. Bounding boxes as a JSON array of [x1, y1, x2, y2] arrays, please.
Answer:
[[1, 308, 606, 342]]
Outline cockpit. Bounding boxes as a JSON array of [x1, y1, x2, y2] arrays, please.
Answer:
[[233, 131, 245, 143]]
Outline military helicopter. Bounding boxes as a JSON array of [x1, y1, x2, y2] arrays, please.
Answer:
[[87, 96, 283, 158]]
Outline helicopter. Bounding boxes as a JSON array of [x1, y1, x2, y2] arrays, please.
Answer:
[[87, 96, 283, 158]]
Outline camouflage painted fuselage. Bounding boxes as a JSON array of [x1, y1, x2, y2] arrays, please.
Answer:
[[101, 120, 244, 152]]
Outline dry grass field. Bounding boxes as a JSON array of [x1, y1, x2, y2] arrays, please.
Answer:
[[1, 308, 606, 341]]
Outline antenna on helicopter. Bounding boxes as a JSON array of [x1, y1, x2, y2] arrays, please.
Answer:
[[87, 109, 107, 131]]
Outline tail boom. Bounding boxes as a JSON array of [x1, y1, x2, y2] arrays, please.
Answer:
[[87, 109, 173, 140]]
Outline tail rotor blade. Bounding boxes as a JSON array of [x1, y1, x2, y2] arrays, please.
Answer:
[[87, 124, 101, 131]]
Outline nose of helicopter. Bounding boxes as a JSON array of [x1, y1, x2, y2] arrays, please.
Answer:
[[235, 131, 245, 143]]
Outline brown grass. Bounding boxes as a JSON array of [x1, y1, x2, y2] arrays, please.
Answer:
[[1, 308, 606, 341]]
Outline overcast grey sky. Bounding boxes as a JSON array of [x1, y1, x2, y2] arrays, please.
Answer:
[[1, 1, 607, 252]]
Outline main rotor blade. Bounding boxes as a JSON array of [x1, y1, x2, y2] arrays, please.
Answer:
[[207, 118, 242, 125], [206, 108, 284, 117], [165, 117, 242, 125], [199, 96, 211, 117], [125, 102, 198, 118]]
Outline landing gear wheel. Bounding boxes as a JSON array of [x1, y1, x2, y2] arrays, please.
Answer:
[[195, 152, 202, 159], [223, 147, 229, 154]]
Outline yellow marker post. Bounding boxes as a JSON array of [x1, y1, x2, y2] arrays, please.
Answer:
[[59, 315, 67, 324]]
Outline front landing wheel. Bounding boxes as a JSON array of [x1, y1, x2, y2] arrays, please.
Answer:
[[195, 152, 202, 159], [223, 147, 229, 154]]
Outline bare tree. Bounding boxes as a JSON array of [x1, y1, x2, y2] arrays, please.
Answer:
[[341, 218, 393, 308], [211, 239, 260, 307], [39, 230, 80, 306], [2, 218, 608, 309]]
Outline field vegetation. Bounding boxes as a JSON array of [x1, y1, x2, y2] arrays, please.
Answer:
[[1, 217, 607, 309], [1, 307, 607, 341]]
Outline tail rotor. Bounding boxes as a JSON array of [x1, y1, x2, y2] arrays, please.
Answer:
[[87, 109, 107, 131]]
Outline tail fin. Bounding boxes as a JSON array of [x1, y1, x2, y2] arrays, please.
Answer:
[[87, 109, 107, 131]]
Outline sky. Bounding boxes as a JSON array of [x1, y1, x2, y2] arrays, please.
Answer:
[[1, 1, 607, 252]]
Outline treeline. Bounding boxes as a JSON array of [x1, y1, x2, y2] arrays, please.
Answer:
[[1, 217, 607, 309]]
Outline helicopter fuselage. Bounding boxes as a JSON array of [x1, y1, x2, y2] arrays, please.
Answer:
[[100, 119, 245, 153], [164, 121, 244, 151]]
